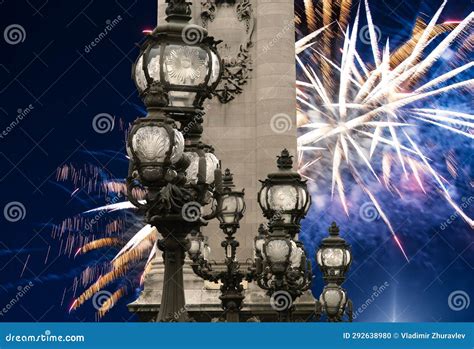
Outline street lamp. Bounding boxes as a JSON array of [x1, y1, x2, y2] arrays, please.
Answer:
[[132, 0, 222, 119], [189, 169, 253, 322], [258, 149, 311, 237], [255, 149, 312, 321], [216, 169, 245, 236], [315, 222, 353, 322], [316, 222, 352, 285], [126, 0, 223, 322]]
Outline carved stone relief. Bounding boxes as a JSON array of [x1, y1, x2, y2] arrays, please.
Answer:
[[201, 0, 255, 104]]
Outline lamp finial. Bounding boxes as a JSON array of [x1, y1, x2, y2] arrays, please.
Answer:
[[165, 0, 192, 22], [277, 149, 293, 170]]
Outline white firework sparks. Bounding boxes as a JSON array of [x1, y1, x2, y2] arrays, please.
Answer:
[[296, 1, 474, 261]]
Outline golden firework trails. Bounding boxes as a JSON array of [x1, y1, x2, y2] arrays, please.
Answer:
[[56, 164, 104, 194], [69, 226, 158, 313], [112, 239, 155, 271], [98, 287, 128, 318], [307, 0, 353, 93], [74, 238, 123, 257], [296, 1, 474, 260], [304, 0, 317, 32], [70, 267, 129, 311]]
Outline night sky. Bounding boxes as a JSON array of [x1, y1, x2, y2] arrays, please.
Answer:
[[0, 0, 472, 322]]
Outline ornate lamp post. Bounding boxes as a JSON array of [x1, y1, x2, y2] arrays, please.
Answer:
[[189, 169, 253, 322], [127, 0, 223, 322], [315, 222, 353, 322], [254, 149, 312, 321]]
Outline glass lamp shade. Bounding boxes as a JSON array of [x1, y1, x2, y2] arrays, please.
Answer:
[[218, 194, 245, 225], [185, 151, 219, 185], [317, 247, 351, 268], [185, 152, 199, 183], [289, 242, 304, 268], [133, 38, 222, 111], [320, 286, 347, 317], [316, 245, 352, 283], [205, 153, 219, 182], [131, 126, 184, 164], [264, 239, 291, 264], [164, 45, 208, 86], [135, 55, 148, 93], [258, 182, 310, 225], [317, 248, 344, 268], [188, 239, 202, 256]]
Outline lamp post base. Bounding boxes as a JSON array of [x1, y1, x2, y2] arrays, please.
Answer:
[[155, 231, 189, 322], [219, 291, 245, 322], [129, 261, 317, 322]]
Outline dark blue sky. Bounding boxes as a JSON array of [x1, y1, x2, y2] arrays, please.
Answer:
[[0, 0, 472, 322]]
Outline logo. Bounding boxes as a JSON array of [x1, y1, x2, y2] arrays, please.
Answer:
[[359, 24, 381, 45], [270, 290, 293, 311], [182, 24, 204, 45], [92, 290, 113, 310], [359, 202, 380, 222], [92, 113, 115, 134], [3, 202, 26, 222], [448, 290, 470, 311], [4, 24, 26, 45], [181, 202, 202, 222], [270, 113, 293, 134]]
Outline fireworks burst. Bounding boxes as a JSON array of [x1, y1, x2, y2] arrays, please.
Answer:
[[296, 0, 473, 260], [53, 161, 156, 319], [53, 0, 473, 317]]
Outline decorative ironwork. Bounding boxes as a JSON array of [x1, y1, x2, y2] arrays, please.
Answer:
[[252, 223, 312, 322], [251, 150, 314, 321], [165, 0, 192, 21], [188, 169, 254, 322], [127, 0, 224, 322]]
